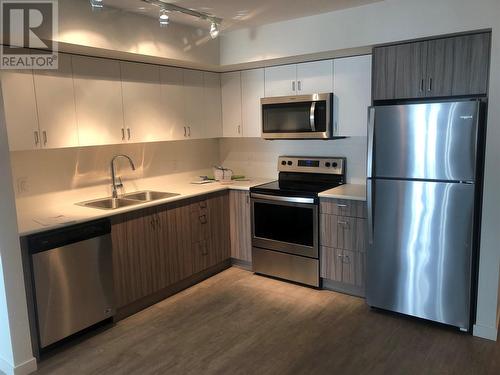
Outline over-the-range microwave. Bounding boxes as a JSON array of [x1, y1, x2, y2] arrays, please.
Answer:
[[261, 93, 336, 139]]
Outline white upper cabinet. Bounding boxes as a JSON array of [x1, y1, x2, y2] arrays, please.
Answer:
[[203, 72, 222, 138], [241, 68, 264, 138], [120, 61, 166, 143], [33, 53, 79, 149], [333, 55, 372, 137], [1, 68, 40, 151], [183, 69, 205, 139], [160, 66, 185, 140], [221, 71, 242, 138], [296, 60, 333, 94], [72, 56, 124, 146], [264, 64, 296, 97]]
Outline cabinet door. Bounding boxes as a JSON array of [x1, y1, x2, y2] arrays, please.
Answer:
[[425, 38, 454, 97], [160, 66, 185, 140], [33, 53, 79, 148], [166, 203, 194, 283], [452, 33, 491, 96], [333, 55, 372, 136], [241, 69, 264, 138], [221, 71, 242, 137], [394, 42, 427, 100], [111, 209, 159, 308], [183, 69, 205, 139], [72, 55, 124, 146], [296, 60, 333, 94], [207, 193, 230, 268], [372, 46, 397, 101], [229, 191, 252, 262], [340, 250, 364, 288], [1, 68, 40, 150], [204, 72, 222, 138], [120, 61, 166, 143], [264, 64, 296, 97], [320, 246, 342, 282]]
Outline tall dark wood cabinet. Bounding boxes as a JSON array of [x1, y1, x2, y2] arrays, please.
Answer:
[[373, 32, 491, 101]]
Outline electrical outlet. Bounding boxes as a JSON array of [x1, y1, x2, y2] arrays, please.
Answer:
[[17, 177, 29, 194]]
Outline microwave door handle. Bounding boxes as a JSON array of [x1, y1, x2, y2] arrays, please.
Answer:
[[309, 102, 316, 132]]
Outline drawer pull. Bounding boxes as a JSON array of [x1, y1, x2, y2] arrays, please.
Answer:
[[338, 221, 350, 227], [199, 214, 208, 224], [336, 204, 348, 208]]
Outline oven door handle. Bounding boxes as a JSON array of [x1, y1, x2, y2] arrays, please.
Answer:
[[251, 193, 315, 205], [309, 101, 316, 132]]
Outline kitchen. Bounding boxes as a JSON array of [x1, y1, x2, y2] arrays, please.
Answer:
[[0, 0, 500, 374]]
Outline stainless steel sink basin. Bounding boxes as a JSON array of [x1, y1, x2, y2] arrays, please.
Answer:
[[122, 190, 180, 202], [76, 197, 141, 210], [76, 191, 180, 210]]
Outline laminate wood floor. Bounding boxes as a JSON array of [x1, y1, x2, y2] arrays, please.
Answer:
[[35, 267, 500, 375]]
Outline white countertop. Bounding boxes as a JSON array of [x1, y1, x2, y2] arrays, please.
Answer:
[[16, 174, 365, 236], [318, 184, 366, 201]]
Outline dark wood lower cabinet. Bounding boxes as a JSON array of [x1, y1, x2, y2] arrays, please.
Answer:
[[111, 192, 230, 313]]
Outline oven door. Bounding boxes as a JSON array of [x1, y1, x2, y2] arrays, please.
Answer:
[[251, 193, 318, 258], [261, 93, 332, 139]]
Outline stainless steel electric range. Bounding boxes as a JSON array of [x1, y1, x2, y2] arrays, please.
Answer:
[[250, 156, 346, 287]]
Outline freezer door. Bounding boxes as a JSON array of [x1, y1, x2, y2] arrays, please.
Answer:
[[366, 179, 474, 330], [371, 101, 479, 181]]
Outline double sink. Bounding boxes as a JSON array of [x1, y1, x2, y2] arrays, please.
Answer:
[[77, 190, 180, 210]]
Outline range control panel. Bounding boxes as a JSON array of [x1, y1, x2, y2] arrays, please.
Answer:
[[278, 156, 346, 175]]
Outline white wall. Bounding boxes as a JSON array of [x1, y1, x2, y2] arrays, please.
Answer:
[[219, 138, 366, 184], [221, 0, 500, 340], [0, 84, 36, 374], [56, 0, 220, 66]]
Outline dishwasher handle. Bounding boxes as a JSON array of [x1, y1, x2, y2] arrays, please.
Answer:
[[28, 219, 111, 254]]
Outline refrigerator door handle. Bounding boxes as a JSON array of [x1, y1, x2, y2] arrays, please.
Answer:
[[367, 179, 374, 244], [367, 107, 375, 178]]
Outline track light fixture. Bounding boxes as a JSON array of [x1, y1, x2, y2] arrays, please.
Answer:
[[209, 22, 219, 39], [143, 0, 223, 38], [89, 0, 103, 10], [159, 9, 169, 27]]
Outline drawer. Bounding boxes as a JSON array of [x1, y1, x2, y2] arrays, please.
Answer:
[[320, 198, 367, 218], [320, 214, 367, 252], [320, 246, 365, 288]]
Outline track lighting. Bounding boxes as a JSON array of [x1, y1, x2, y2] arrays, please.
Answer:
[[159, 9, 169, 27], [209, 22, 219, 39], [89, 0, 103, 10]]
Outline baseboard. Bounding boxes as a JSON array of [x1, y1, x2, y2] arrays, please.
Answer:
[[473, 323, 498, 341], [0, 356, 37, 375], [321, 278, 365, 298], [230, 258, 252, 271]]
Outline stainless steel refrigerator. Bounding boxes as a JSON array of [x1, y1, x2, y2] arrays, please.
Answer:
[[366, 100, 482, 331]]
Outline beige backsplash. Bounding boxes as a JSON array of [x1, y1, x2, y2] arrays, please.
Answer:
[[10, 137, 367, 198], [10, 139, 220, 197]]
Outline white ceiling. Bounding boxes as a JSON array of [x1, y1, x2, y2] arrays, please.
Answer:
[[100, 0, 382, 32]]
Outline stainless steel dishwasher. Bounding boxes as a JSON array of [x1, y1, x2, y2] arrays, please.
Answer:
[[28, 219, 115, 349]]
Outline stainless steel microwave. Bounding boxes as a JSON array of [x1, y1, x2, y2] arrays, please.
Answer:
[[261, 93, 334, 139]]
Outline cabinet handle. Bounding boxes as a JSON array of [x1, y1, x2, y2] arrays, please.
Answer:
[[42, 131, 47, 146], [156, 215, 161, 230], [298, 80, 302, 91], [343, 255, 351, 264], [420, 78, 424, 93], [127, 128, 131, 140], [292, 81, 295, 92], [237, 125, 241, 134], [121, 128, 125, 141], [188, 126, 191, 137], [184, 126, 187, 137], [336, 204, 347, 208], [427, 77, 433, 92], [151, 218, 156, 230], [34, 131, 39, 146], [199, 214, 207, 224], [338, 221, 350, 228]]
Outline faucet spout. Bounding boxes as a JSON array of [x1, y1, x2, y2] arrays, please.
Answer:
[[111, 154, 136, 199]]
